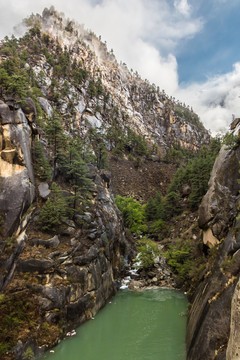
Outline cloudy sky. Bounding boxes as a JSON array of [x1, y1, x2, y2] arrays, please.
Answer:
[[1, 0, 240, 134]]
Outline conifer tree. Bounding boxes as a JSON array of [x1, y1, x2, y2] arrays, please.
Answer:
[[38, 182, 67, 230], [96, 140, 109, 169], [66, 145, 92, 209], [33, 139, 52, 180], [45, 110, 66, 178]]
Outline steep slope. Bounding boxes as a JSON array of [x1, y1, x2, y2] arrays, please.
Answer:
[[21, 7, 209, 152]]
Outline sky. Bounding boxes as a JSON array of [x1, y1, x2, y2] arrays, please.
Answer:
[[0, 0, 240, 135]]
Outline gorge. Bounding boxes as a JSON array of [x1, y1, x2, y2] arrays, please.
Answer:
[[0, 7, 239, 360]]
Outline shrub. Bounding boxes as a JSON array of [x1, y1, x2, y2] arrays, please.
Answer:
[[145, 191, 165, 221], [23, 347, 34, 360], [149, 219, 166, 240], [115, 195, 147, 235], [134, 237, 159, 269]]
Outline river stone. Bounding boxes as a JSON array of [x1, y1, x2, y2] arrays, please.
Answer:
[[17, 258, 55, 273], [38, 182, 50, 199]]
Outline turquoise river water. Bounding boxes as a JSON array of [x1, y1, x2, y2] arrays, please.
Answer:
[[39, 289, 187, 360]]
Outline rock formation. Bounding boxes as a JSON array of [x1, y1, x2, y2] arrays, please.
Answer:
[[186, 143, 240, 360]]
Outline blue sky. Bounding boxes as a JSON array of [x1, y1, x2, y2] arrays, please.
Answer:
[[177, 1, 240, 84], [1, 0, 240, 133]]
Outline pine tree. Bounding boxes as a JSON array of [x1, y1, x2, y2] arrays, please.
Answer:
[[0, 68, 9, 97], [33, 139, 52, 180], [37, 182, 67, 230], [164, 191, 181, 219], [66, 146, 92, 209], [96, 140, 109, 169], [45, 111, 66, 178]]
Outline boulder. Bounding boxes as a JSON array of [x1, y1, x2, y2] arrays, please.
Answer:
[[203, 228, 219, 248], [21, 98, 37, 122], [38, 97, 53, 117], [31, 235, 60, 249], [0, 170, 35, 236], [0, 103, 12, 124], [38, 183, 50, 199], [17, 258, 55, 273]]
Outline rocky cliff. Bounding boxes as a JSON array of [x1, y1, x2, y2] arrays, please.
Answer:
[[21, 7, 209, 152], [0, 98, 131, 359], [186, 141, 240, 360]]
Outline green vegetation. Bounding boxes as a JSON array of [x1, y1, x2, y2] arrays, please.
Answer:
[[33, 139, 52, 180], [163, 237, 206, 288], [115, 195, 147, 235], [23, 347, 34, 360], [174, 106, 205, 131], [222, 131, 240, 149], [65, 144, 93, 208], [134, 237, 159, 269], [0, 292, 39, 357], [166, 138, 221, 211], [37, 182, 67, 230]]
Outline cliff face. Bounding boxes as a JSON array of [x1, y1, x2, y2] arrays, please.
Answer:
[[0, 99, 130, 359], [186, 143, 240, 360]]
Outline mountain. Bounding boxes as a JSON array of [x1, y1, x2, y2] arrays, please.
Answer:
[[0, 6, 228, 360]]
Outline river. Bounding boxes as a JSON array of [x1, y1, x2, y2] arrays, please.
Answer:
[[39, 288, 187, 360]]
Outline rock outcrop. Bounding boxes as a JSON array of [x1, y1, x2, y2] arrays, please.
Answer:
[[186, 144, 240, 360], [0, 102, 35, 238], [1, 160, 131, 359]]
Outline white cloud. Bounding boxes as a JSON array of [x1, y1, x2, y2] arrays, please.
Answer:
[[174, 0, 191, 16], [175, 63, 240, 134]]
